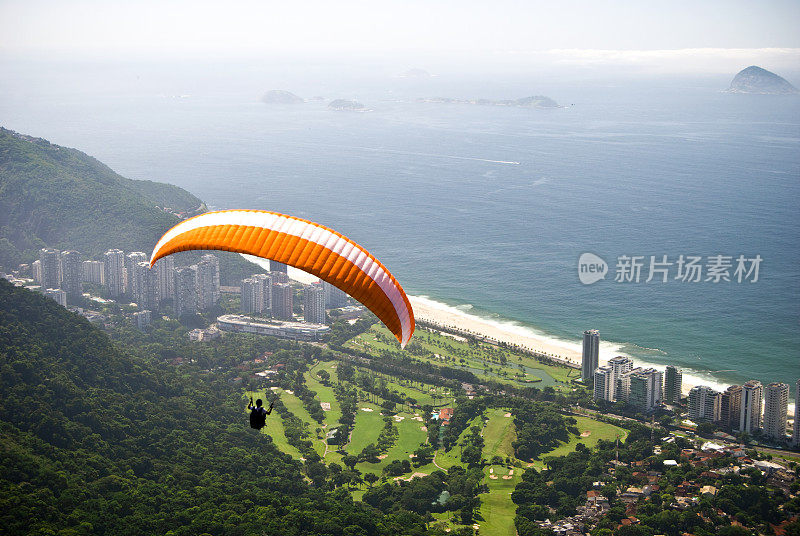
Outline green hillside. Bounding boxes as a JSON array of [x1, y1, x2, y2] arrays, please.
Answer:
[[0, 127, 202, 267], [0, 279, 429, 535]]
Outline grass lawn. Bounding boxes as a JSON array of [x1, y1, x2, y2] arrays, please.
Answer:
[[347, 324, 577, 392], [347, 402, 384, 454], [482, 408, 517, 461], [527, 415, 627, 470], [479, 467, 520, 536], [356, 411, 428, 478], [305, 361, 343, 425], [271, 386, 327, 457], [246, 389, 303, 459]]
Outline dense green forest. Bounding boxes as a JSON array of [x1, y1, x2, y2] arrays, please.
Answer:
[[0, 280, 431, 535]]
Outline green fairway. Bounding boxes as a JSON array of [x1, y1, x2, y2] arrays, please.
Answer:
[[482, 408, 516, 461], [527, 415, 627, 470], [272, 387, 327, 457], [347, 403, 384, 453], [356, 411, 428, 477], [305, 361, 343, 425], [346, 324, 577, 392], [480, 466, 520, 536], [245, 390, 303, 458]]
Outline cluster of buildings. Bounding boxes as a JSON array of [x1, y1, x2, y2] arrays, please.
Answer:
[[7, 247, 221, 327], [584, 329, 800, 446], [240, 264, 348, 325], [687, 380, 800, 444]]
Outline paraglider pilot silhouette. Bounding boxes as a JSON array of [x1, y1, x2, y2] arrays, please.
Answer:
[[248, 396, 274, 430]]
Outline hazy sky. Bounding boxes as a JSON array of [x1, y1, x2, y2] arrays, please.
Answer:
[[1, 0, 799, 72]]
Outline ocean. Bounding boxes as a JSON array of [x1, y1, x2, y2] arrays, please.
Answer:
[[1, 59, 798, 396]]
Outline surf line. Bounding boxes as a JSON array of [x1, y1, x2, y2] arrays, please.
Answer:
[[325, 144, 521, 165]]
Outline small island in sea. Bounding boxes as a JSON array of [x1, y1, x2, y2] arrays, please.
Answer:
[[418, 95, 560, 108], [399, 68, 432, 78], [724, 66, 798, 94], [328, 99, 367, 111], [261, 90, 304, 104]]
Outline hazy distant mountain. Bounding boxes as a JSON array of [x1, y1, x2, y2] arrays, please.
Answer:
[[328, 99, 367, 111], [261, 90, 304, 104], [725, 66, 798, 94], [418, 95, 560, 108]]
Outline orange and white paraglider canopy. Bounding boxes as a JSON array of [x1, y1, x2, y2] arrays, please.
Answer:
[[149, 210, 414, 346]]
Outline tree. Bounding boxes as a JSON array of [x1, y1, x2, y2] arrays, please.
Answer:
[[364, 473, 379, 487], [343, 455, 359, 470], [319, 370, 331, 384]]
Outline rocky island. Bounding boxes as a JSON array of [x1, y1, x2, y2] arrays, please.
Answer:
[[418, 95, 560, 108], [725, 66, 798, 94], [261, 90, 304, 104], [328, 99, 367, 111]]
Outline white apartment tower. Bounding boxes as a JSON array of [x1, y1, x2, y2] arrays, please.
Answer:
[[581, 329, 600, 382], [593, 366, 614, 402], [241, 277, 264, 314], [59, 250, 82, 298], [763, 382, 789, 441], [304, 282, 326, 324], [82, 260, 104, 285], [125, 252, 148, 296], [39, 248, 60, 291], [688, 386, 720, 422], [739, 380, 763, 434], [154, 256, 174, 304], [104, 249, 125, 298], [173, 267, 198, 317], [195, 254, 220, 311]]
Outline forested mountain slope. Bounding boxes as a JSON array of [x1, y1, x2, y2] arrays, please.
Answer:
[[0, 127, 201, 267], [0, 279, 428, 535]]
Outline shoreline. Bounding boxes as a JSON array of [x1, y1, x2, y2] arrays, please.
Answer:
[[274, 260, 795, 410]]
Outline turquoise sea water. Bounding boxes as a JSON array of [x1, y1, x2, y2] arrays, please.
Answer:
[[1, 60, 798, 394]]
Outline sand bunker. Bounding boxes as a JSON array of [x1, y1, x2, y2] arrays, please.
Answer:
[[421, 426, 427, 431], [394, 416, 405, 422], [504, 412, 512, 417], [270, 386, 279, 391], [320, 402, 331, 411], [377, 454, 388, 460], [489, 468, 494, 474], [580, 431, 592, 437], [489, 475, 498, 479], [284, 389, 294, 395], [413, 416, 424, 421], [502, 475, 512, 480], [361, 407, 374, 412]]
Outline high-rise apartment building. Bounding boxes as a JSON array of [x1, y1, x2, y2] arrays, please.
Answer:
[[241, 277, 264, 314], [593, 366, 614, 402], [324, 280, 349, 308], [39, 248, 60, 290], [32, 260, 42, 284], [59, 250, 82, 298], [272, 283, 293, 320], [720, 385, 742, 430], [82, 260, 104, 285], [688, 386, 720, 422], [271, 261, 288, 274], [663, 365, 683, 405], [581, 329, 600, 382], [125, 252, 148, 296], [763, 382, 789, 441], [133, 261, 159, 311], [173, 267, 198, 317], [304, 282, 326, 324], [270, 270, 289, 284], [739, 380, 763, 434], [104, 249, 125, 298], [626, 368, 663, 412], [154, 256, 174, 304], [252, 273, 272, 312], [195, 254, 220, 310]]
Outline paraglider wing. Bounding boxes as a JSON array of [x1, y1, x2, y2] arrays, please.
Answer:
[[149, 210, 414, 346]]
